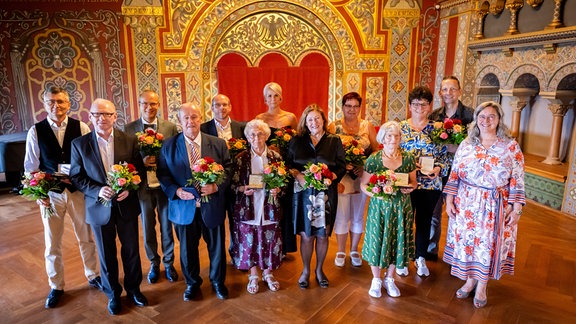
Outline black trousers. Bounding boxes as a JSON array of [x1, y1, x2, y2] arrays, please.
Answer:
[[174, 210, 226, 287], [410, 189, 442, 259], [139, 187, 175, 267], [91, 208, 142, 299]]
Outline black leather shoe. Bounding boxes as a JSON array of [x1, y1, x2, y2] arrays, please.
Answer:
[[88, 276, 104, 291], [183, 285, 200, 301], [212, 283, 229, 300], [127, 290, 148, 307], [165, 265, 178, 282], [45, 289, 64, 308], [107, 296, 122, 315], [148, 264, 160, 284]]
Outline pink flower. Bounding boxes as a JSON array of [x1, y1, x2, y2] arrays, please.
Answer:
[[33, 172, 45, 180], [263, 166, 272, 174], [192, 165, 202, 172], [29, 179, 38, 186], [372, 186, 381, 193], [117, 178, 127, 186], [440, 132, 448, 140], [314, 173, 322, 181], [383, 185, 394, 194]]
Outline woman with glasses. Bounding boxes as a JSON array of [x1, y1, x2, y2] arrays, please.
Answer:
[[398, 86, 447, 278], [230, 119, 284, 294], [443, 101, 525, 308], [327, 92, 378, 268]]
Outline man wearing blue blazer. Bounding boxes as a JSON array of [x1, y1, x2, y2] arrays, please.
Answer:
[[157, 102, 232, 301], [124, 89, 179, 285], [70, 99, 147, 315], [200, 94, 245, 260]]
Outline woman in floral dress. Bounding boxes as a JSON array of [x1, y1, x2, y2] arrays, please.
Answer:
[[231, 119, 283, 294], [360, 121, 417, 298], [328, 92, 379, 268], [443, 101, 525, 308]]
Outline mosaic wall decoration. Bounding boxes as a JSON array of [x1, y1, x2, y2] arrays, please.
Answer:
[[433, 18, 449, 109], [365, 76, 385, 126], [525, 173, 565, 211]]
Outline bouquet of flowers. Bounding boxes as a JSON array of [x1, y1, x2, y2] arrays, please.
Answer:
[[187, 156, 225, 202], [101, 162, 142, 207], [135, 128, 164, 158], [227, 137, 248, 158], [262, 161, 290, 204], [20, 171, 61, 218], [366, 170, 399, 199], [302, 162, 337, 191], [269, 126, 296, 153], [342, 138, 366, 166], [430, 118, 467, 145]]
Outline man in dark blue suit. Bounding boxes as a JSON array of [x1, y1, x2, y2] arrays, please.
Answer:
[[70, 99, 147, 315], [200, 94, 245, 260], [157, 103, 232, 301], [124, 90, 179, 284]]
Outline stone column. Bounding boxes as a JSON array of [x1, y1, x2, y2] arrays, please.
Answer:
[[509, 98, 528, 143], [542, 102, 570, 165]]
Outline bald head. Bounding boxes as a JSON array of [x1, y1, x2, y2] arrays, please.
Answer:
[[90, 98, 117, 137], [178, 102, 202, 140]]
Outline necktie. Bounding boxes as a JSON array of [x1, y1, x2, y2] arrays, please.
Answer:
[[144, 123, 155, 130], [189, 141, 201, 192]]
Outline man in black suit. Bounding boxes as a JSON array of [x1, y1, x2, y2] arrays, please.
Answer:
[[124, 90, 179, 284], [70, 98, 148, 315], [200, 94, 245, 260], [157, 103, 232, 301], [24, 86, 103, 309]]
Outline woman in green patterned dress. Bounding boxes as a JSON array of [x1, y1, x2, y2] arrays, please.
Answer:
[[360, 121, 417, 298]]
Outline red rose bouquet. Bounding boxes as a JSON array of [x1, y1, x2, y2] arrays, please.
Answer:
[[269, 126, 296, 153], [430, 118, 467, 145], [187, 156, 225, 202], [101, 162, 142, 207], [20, 171, 61, 218], [136, 128, 164, 157], [302, 162, 337, 191], [366, 170, 399, 199], [227, 137, 248, 158], [262, 161, 290, 204]]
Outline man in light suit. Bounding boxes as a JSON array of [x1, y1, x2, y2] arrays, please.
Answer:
[[157, 103, 232, 301], [200, 94, 245, 260], [124, 90, 179, 284], [70, 98, 147, 315]]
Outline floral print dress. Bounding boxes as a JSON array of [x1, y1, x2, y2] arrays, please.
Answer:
[[443, 137, 525, 282], [362, 150, 416, 268]]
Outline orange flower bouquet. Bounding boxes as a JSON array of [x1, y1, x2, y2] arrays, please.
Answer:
[[100, 162, 142, 207], [187, 156, 225, 202], [136, 128, 164, 157], [269, 126, 296, 153], [430, 118, 466, 145], [262, 161, 290, 204], [20, 171, 61, 218], [227, 137, 248, 158], [302, 162, 337, 191]]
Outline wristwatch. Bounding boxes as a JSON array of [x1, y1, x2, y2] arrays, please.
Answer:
[[515, 209, 522, 216]]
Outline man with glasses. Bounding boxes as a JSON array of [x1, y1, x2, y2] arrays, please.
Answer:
[[24, 86, 103, 309], [124, 90, 179, 284], [70, 99, 148, 315], [201, 94, 245, 261], [427, 76, 475, 261]]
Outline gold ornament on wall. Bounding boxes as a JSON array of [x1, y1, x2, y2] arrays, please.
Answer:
[[526, 0, 544, 8]]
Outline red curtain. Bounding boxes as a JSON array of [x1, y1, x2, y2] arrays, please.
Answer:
[[217, 52, 330, 123]]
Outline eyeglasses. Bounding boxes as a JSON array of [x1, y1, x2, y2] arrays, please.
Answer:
[[343, 104, 361, 109], [139, 101, 159, 108], [90, 112, 115, 118], [248, 132, 267, 139], [477, 114, 497, 121], [44, 100, 69, 106], [410, 101, 430, 108]]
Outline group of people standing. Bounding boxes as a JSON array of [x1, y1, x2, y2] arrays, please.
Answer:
[[24, 77, 525, 316]]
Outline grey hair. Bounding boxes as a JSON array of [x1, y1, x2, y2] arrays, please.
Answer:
[[376, 120, 401, 145], [467, 101, 512, 144], [244, 119, 271, 139]]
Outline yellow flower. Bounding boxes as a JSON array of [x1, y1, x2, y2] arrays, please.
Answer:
[[352, 148, 360, 155], [145, 136, 154, 145], [283, 134, 291, 142], [434, 121, 443, 129], [277, 167, 287, 176], [453, 124, 462, 133], [132, 175, 141, 185], [111, 164, 123, 172], [309, 164, 320, 173], [234, 141, 244, 149]]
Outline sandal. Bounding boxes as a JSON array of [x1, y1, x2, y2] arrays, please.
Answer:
[[334, 252, 346, 267], [263, 273, 280, 292], [350, 251, 362, 267], [247, 275, 259, 294]]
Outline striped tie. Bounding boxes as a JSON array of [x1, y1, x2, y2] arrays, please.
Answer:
[[189, 141, 201, 192]]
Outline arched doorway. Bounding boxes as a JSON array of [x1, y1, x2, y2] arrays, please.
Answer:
[[216, 52, 330, 122]]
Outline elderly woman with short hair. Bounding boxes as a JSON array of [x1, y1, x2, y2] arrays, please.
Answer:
[[230, 119, 284, 294]]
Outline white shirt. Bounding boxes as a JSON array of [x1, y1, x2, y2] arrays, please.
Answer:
[[141, 117, 157, 129], [242, 147, 276, 226], [214, 118, 232, 141], [96, 130, 115, 174], [24, 116, 91, 172]]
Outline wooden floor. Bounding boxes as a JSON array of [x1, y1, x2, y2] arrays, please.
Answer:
[[1, 191, 575, 323]]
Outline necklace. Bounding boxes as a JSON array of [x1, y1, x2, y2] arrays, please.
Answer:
[[382, 149, 400, 159]]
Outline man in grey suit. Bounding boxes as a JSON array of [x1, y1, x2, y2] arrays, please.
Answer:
[[157, 103, 232, 301], [200, 94, 245, 260], [70, 99, 147, 315], [124, 90, 179, 284]]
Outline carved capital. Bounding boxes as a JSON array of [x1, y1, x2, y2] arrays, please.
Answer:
[[547, 103, 569, 116], [123, 15, 163, 33], [510, 99, 528, 112], [526, 0, 544, 8]]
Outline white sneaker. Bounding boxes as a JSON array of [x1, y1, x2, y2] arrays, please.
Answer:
[[415, 257, 430, 277], [384, 277, 401, 297], [395, 266, 409, 276], [368, 278, 382, 298]]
